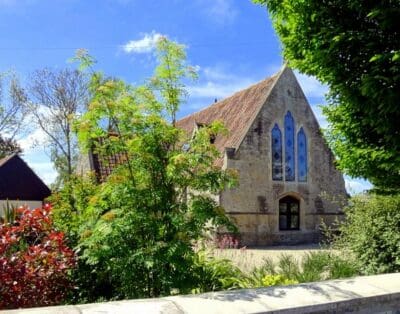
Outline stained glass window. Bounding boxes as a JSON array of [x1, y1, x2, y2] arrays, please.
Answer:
[[284, 111, 295, 181], [271, 123, 282, 180], [297, 127, 307, 182]]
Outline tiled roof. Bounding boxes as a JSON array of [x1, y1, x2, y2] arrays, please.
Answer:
[[176, 73, 279, 166], [90, 136, 128, 183], [92, 151, 128, 183], [89, 69, 280, 179]]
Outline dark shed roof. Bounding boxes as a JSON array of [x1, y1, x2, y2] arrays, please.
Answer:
[[0, 154, 51, 200]]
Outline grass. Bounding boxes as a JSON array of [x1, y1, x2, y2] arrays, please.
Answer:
[[212, 245, 330, 273], [209, 246, 360, 288]]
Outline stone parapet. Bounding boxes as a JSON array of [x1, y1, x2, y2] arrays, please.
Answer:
[[2, 273, 400, 313]]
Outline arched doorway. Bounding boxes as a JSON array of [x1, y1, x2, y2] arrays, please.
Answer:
[[279, 196, 300, 230]]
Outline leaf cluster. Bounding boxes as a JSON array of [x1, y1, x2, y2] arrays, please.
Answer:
[[336, 194, 400, 274], [0, 205, 76, 309]]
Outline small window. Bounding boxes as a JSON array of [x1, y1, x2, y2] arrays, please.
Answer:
[[279, 196, 300, 230]]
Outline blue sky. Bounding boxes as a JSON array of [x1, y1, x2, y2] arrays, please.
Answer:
[[0, 0, 371, 193]]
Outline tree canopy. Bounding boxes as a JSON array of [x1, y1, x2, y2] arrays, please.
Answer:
[[254, 0, 400, 192], [51, 38, 237, 301]]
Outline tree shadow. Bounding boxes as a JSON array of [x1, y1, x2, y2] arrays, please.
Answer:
[[195, 279, 360, 303]]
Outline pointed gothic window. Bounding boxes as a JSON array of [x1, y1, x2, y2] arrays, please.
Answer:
[[297, 127, 307, 182], [271, 124, 282, 180], [284, 111, 295, 181]]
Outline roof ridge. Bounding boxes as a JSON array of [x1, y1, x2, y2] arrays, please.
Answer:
[[178, 72, 280, 122], [175, 68, 284, 167], [232, 66, 287, 153], [0, 153, 18, 167]]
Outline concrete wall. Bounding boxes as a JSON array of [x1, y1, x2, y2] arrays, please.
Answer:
[[221, 68, 347, 246], [3, 273, 400, 313]]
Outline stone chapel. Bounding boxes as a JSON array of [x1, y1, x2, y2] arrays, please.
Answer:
[[176, 66, 347, 245]]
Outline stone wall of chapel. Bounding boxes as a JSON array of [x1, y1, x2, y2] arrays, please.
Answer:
[[220, 69, 347, 245]]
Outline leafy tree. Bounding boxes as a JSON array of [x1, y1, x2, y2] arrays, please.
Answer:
[[68, 37, 237, 301], [0, 136, 22, 159], [0, 205, 75, 309], [23, 68, 89, 187], [254, 0, 400, 192], [336, 194, 400, 274], [48, 174, 99, 248]]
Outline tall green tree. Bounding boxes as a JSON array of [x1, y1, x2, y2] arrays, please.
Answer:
[[254, 0, 400, 192], [69, 37, 236, 301]]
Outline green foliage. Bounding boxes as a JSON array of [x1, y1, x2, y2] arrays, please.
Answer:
[[69, 49, 97, 72], [151, 37, 198, 125], [49, 174, 99, 247], [336, 194, 400, 274], [244, 252, 359, 287], [69, 38, 237, 301], [0, 201, 18, 224], [191, 250, 244, 293], [254, 0, 400, 192], [262, 274, 298, 287]]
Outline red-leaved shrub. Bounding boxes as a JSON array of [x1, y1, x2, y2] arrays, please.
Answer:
[[0, 204, 75, 309]]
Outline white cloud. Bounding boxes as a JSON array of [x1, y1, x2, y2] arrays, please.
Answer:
[[202, 66, 235, 81], [17, 128, 56, 185], [197, 0, 238, 24], [188, 79, 254, 100], [122, 31, 163, 54], [28, 159, 56, 185], [187, 65, 258, 109], [17, 128, 46, 154], [345, 176, 373, 195]]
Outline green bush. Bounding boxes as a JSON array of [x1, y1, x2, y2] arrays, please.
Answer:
[[245, 252, 359, 287], [262, 274, 298, 286], [337, 194, 400, 274], [191, 250, 244, 293], [49, 174, 99, 247]]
